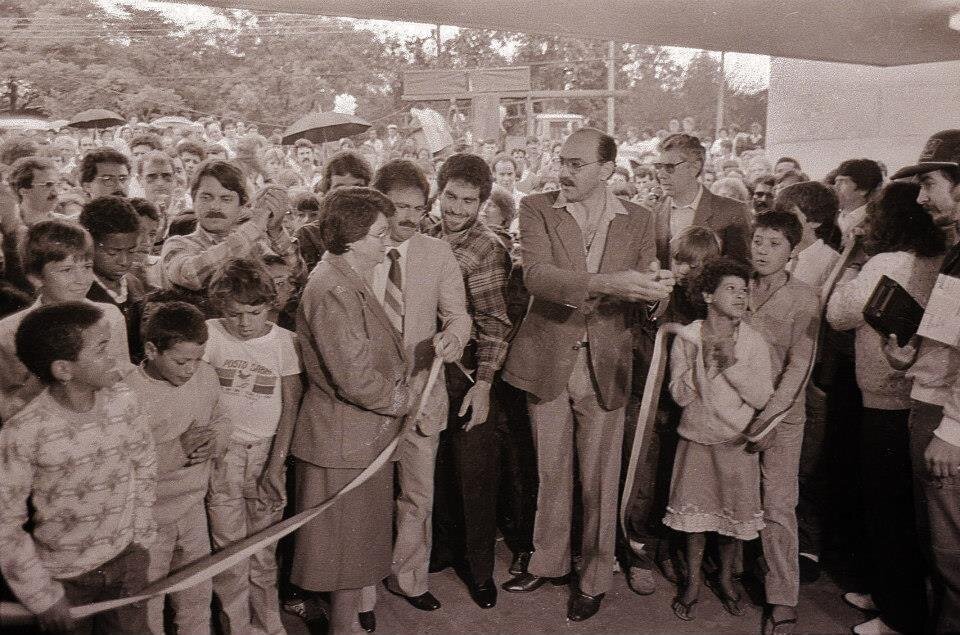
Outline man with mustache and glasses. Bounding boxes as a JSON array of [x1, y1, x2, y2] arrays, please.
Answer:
[[353, 159, 470, 627], [79, 147, 132, 200], [502, 127, 672, 622], [161, 160, 298, 293]]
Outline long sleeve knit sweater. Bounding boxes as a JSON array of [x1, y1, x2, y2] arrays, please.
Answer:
[[0, 384, 157, 614]]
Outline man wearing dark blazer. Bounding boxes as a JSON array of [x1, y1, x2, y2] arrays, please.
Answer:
[[653, 133, 752, 264], [501, 128, 673, 622]]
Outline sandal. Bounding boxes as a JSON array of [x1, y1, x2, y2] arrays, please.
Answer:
[[705, 575, 744, 616], [671, 595, 698, 621], [763, 610, 798, 635]]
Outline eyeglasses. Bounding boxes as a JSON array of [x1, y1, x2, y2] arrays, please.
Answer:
[[31, 181, 58, 190], [393, 202, 428, 215], [558, 158, 602, 172], [753, 191, 774, 199], [96, 175, 130, 186], [653, 161, 689, 174], [144, 172, 175, 182]]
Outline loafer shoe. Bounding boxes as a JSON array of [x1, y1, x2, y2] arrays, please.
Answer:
[[567, 590, 604, 622], [501, 572, 570, 593]]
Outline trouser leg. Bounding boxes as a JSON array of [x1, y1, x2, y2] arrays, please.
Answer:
[[759, 422, 804, 607], [391, 428, 441, 596]]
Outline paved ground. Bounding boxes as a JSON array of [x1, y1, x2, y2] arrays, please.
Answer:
[[282, 539, 865, 635]]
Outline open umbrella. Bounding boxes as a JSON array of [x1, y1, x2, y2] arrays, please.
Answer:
[[0, 115, 52, 131], [281, 111, 371, 145], [150, 115, 193, 129], [67, 109, 125, 130]]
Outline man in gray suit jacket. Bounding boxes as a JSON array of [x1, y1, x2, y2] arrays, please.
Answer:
[[653, 133, 752, 264], [365, 160, 471, 616], [501, 128, 674, 622]]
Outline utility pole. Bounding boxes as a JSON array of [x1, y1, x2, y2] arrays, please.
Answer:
[[435, 24, 443, 65], [606, 40, 616, 135], [715, 50, 726, 137]]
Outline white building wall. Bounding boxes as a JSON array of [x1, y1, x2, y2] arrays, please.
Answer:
[[766, 57, 960, 179]]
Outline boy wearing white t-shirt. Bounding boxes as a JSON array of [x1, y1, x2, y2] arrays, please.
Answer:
[[204, 258, 303, 635]]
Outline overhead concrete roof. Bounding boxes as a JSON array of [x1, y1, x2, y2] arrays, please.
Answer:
[[173, 0, 960, 67]]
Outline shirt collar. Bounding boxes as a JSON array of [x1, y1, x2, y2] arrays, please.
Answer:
[[95, 275, 128, 304], [551, 185, 629, 217], [670, 185, 704, 211]]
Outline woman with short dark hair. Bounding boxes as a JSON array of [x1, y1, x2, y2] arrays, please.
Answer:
[[289, 186, 410, 635]]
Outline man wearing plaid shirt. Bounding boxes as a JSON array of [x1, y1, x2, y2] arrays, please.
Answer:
[[427, 153, 512, 609]]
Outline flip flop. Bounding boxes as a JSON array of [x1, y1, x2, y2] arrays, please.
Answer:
[[763, 613, 798, 635], [705, 575, 744, 616]]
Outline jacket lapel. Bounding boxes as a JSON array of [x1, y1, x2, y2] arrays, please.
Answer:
[[692, 188, 717, 227], [548, 206, 588, 273], [599, 213, 633, 272], [330, 256, 406, 358]]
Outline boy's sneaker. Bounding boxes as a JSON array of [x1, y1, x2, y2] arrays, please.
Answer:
[[844, 592, 879, 612]]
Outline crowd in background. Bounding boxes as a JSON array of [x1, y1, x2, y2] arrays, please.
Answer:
[[0, 110, 958, 635]]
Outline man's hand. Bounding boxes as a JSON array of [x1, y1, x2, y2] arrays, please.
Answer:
[[714, 339, 736, 371], [251, 186, 290, 233], [882, 333, 919, 371], [925, 436, 960, 480], [433, 331, 462, 364], [592, 261, 674, 302], [459, 379, 492, 431], [37, 596, 73, 633]]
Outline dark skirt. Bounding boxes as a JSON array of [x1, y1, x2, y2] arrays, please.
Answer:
[[290, 458, 393, 591], [662, 437, 764, 540]]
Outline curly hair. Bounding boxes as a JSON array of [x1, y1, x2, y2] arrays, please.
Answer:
[[373, 159, 430, 200], [773, 181, 841, 249], [689, 256, 752, 318], [78, 196, 141, 241], [753, 210, 804, 250], [436, 153, 493, 203], [863, 181, 946, 259], [318, 186, 395, 255]]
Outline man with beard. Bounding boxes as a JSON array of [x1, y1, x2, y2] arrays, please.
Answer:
[[884, 130, 960, 634], [357, 159, 470, 627], [80, 148, 132, 200], [501, 127, 672, 621], [428, 153, 512, 610], [293, 139, 321, 189]]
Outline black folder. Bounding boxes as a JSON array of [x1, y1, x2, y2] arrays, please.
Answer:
[[863, 275, 924, 347]]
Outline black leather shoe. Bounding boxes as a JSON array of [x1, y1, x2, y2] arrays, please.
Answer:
[[395, 591, 441, 611], [358, 610, 376, 632], [468, 578, 498, 608], [501, 572, 570, 593], [567, 590, 604, 622], [509, 551, 532, 576]]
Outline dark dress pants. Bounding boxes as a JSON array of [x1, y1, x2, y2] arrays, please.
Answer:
[[432, 362, 501, 584], [494, 378, 538, 556]]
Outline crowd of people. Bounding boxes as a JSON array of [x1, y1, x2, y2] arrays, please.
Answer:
[[0, 111, 958, 635]]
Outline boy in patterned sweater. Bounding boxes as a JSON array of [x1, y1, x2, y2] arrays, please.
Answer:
[[0, 302, 156, 634]]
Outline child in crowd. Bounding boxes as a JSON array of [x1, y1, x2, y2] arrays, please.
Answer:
[[204, 258, 303, 635], [664, 257, 774, 622], [658, 225, 723, 325], [262, 253, 300, 331], [125, 301, 228, 635], [78, 196, 148, 362], [128, 197, 164, 290], [743, 211, 821, 634], [0, 302, 156, 633], [0, 219, 131, 421], [773, 181, 842, 295]]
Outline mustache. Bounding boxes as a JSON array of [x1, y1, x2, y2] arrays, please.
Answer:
[[205, 212, 227, 219], [559, 178, 575, 187], [397, 221, 418, 229]]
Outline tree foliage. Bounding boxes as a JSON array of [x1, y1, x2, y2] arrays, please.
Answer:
[[0, 1, 767, 135]]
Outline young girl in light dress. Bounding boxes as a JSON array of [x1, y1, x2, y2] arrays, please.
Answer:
[[663, 256, 775, 621]]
